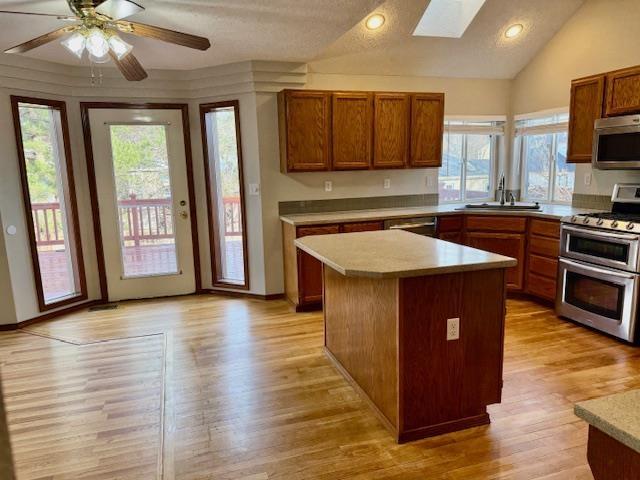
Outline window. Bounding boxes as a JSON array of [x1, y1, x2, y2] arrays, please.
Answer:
[[201, 101, 249, 289], [517, 112, 575, 204], [438, 120, 502, 203], [11, 97, 86, 310]]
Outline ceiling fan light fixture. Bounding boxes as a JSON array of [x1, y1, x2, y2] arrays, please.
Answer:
[[86, 27, 110, 59], [108, 34, 133, 60], [61, 31, 86, 58]]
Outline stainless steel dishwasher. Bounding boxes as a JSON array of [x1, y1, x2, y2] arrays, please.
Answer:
[[383, 216, 438, 237]]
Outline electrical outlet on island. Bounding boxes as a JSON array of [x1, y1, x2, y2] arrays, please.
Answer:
[[447, 317, 460, 341]]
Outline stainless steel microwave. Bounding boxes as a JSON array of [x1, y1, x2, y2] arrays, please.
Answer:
[[593, 114, 640, 169]]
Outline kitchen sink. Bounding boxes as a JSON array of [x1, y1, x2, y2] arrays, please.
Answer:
[[458, 202, 541, 211]]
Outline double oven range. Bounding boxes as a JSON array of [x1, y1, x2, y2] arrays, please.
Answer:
[[557, 184, 640, 343]]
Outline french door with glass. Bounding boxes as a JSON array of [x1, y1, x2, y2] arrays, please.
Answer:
[[88, 107, 195, 301]]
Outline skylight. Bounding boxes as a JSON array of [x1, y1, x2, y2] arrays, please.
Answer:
[[413, 0, 487, 38]]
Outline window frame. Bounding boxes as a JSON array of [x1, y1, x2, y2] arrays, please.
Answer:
[[200, 100, 250, 290], [517, 112, 573, 205], [439, 120, 501, 204], [11, 96, 87, 311]]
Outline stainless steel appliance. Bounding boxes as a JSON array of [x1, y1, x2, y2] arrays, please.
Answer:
[[593, 114, 640, 169], [558, 184, 640, 342], [384, 216, 437, 237]]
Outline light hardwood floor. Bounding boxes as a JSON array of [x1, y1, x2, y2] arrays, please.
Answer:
[[1, 295, 639, 479]]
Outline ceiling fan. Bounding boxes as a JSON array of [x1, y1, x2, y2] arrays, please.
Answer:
[[0, 0, 211, 81]]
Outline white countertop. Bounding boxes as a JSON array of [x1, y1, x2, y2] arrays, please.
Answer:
[[280, 203, 600, 226], [295, 230, 517, 278]]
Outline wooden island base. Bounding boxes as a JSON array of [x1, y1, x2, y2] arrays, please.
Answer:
[[323, 266, 507, 443]]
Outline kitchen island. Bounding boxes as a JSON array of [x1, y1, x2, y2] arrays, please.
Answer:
[[296, 230, 517, 443]]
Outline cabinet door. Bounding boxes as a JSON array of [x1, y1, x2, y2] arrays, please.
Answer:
[[296, 225, 340, 304], [464, 232, 525, 290], [605, 66, 640, 117], [341, 221, 383, 233], [568, 75, 605, 163], [373, 93, 410, 169], [332, 92, 372, 170], [410, 93, 444, 167], [280, 90, 331, 172]]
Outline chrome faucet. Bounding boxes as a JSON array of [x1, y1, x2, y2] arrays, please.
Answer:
[[498, 172, 507, 206]]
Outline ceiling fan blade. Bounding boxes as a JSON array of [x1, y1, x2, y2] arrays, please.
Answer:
[[117, 21, 211, 50], [110, 51, 148, 81], [96, 0, 143, 20], [0, 10, 75, 19], [4, 26, 76, 54]]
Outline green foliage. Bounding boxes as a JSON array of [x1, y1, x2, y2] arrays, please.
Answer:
[[210, 109, 240, 198]]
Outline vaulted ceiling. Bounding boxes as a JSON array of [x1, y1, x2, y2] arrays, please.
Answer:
[[0, 0, 585, 79]]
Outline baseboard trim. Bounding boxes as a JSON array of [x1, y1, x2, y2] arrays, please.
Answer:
[[204, 289, 284, 301], [397, 413, 490, 444], [0, 299, 104, 331]]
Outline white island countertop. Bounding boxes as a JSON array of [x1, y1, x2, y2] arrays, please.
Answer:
[[295, 230, 517, 278]]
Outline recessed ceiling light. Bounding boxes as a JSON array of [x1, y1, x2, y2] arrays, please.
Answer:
[[366, 14, 385, 30], [505, 23, 524, 39]]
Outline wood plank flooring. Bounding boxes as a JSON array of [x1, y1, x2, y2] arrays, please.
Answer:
[[1, 295, 639, 479]]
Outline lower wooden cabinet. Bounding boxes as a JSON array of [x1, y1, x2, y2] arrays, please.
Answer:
[[464, 232, 526, 290], [525, 219, 561, 302], [283, 221, 383, 310]]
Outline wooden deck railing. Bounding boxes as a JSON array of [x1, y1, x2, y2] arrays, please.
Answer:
[[32, 196, 243, 246]]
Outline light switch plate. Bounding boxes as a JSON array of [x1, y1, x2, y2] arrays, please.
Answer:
[[249, 183, 260, 195], [324, 181, 333, 192], [584, 172, 592, 186], [426, 176, 435, 187], [447, 317, 460, 341], [383, 178, 391, 189]]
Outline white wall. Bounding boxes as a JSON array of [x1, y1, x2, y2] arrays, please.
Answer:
[[511, 0, 640, 196]]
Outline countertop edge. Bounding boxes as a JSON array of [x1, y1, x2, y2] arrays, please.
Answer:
[[574, 404, 640, 454]]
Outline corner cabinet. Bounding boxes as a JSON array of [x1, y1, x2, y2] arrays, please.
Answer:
[[278, 89, 444, 173], [567, 75, 605, 163], [278, 90, 331, 172]]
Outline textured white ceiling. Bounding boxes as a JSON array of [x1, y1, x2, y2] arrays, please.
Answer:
[[312, 0, 585, 79], [0, 0, 382, 69], [0, 0, 585, 79]]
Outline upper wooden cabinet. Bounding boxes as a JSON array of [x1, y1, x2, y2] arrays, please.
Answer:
[[278, 89, 445, 173], [278, 90, 331, 172], [373, 93, 410, 169], [410, 93, 445, 167], [605, 65, 640, 117], [332, 92, 373, 170], [567, 75, 605, 164]]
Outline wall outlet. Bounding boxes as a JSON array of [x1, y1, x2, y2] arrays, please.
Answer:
[[324, 180, 333, 192], [383, 178, 391, 189], [447, 317, 460, 341], [584, 172, 592, 186], [248, 183, 260, 195]]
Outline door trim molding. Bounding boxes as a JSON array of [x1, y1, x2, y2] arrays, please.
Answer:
[[200, 100, 250, 290], [79, 102, 202, 299]]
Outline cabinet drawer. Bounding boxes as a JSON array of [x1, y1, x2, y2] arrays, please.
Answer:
[[528, 254, 558, 279], [529, 219, 560, 239], [297, 225, 340, 237], [465, 216, 527, 233], [341, 221, 383, 233], [527, 272, 557, 302], [529, 235, 559, 258], [438, 215, 463, 232], [439, 232, 463, 244]]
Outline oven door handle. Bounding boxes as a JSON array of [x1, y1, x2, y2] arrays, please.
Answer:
[[562, 225, 639, 242], [560, 258, 637, 280]]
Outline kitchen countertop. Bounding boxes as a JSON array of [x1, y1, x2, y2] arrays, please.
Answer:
[[575, 390, 640, 454], [295, 229, 517, 278], [280, 203, 600, 226]]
